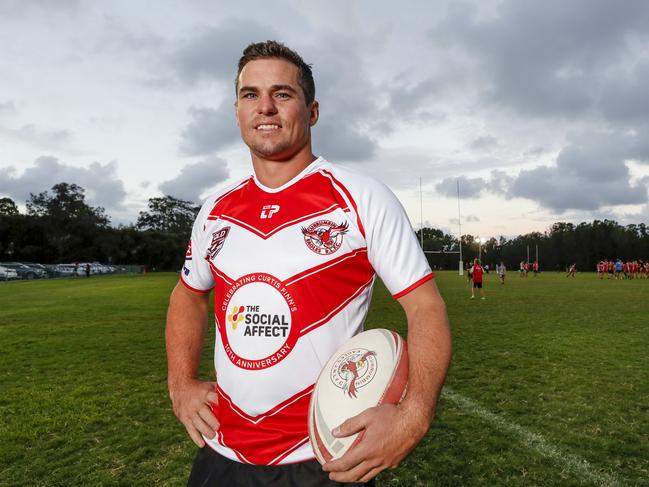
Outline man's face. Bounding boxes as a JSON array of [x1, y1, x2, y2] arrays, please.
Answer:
[[235, 58, 318, 161]]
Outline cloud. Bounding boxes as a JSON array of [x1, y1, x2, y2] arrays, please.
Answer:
[[436, 175, 488, 199], [0, 101, 16, 115], [471, 135, 498, 150], [168, 20, 277, 86], [312, 119, 376, 162], [0, 156, 127, 211], [159, 157, 230, 203], [434, 128, 649, 213], [507, 131, 649, 211], [0, 0, 81, 16], [0, 124, 73, 150], [429, 0, 649, 121], [598, 59, 649, 124], [179, 103, 240, 156], [466, 215, 480, 222]]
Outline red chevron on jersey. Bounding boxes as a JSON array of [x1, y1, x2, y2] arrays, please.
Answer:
[[212, 384, 314, 465], [206, 172, 350, 239]]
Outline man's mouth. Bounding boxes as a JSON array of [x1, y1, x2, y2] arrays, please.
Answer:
[[256, 124, 281, 131]]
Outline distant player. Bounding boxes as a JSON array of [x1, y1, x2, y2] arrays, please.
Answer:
[[470, 258, 486, 299], [615, 259, 623, 279], [566, 263, 577, 277], [497, 261, 506, 285], [532, 261, 539, 277]]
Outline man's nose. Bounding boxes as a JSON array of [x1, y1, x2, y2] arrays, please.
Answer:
[[258, 93, 278, 115]]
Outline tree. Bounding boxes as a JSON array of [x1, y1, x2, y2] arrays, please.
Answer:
[[23, 183, 110, 262], [136, 196, 199, 235], [0, 197, 19, 216], [27, 183, 109, 227]]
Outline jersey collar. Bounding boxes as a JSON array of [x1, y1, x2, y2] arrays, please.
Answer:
[[252, 157, 326, 194]]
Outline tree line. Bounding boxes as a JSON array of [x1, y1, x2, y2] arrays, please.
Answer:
[[0, 183, 198, 271], [418, 221, 649, 271], [1, 183, 648, 271]]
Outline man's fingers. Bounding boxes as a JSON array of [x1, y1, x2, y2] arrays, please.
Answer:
[[332, 409, 370, 438], [358, 466, 384, 483], [198, 405, 220, 432], [206, 391, 218, 404], [190, 412, 217, 440], [328, 459, 377, 483], [185, 423, 206, 448], [322, 441, 365, 473]]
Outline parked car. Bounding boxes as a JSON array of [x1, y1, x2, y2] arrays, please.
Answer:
[[0, 262, 47, 280], [53, 264, 82, 277], [0, 265, 20, 281], [18, 262, 51, 278]]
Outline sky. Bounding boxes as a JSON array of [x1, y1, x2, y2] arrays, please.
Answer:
[[2, 0, 649, 240]]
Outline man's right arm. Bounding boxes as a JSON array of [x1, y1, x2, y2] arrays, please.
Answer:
[[166, 282, 219, 447]]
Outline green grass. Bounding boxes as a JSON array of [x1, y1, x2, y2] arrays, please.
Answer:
[[1, 272, 648, 486]]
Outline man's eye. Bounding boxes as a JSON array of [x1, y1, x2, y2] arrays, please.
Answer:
[[242, 93, 257, 99], [276, 92, 290, 99]]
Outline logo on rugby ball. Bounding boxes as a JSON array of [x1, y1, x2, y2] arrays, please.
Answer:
[[301, 220, 348, 255], [330, 349, 377, 398]]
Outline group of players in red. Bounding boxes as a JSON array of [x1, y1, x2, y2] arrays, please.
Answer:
[[596, 259, 649, 279], [518, 261, 540, 277]]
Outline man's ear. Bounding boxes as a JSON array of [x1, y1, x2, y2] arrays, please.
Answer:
[[234, 100, 240, 127], [309, 100, 319, 127]]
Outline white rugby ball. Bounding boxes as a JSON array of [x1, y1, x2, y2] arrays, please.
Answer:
[[308, 328, 408, 464]]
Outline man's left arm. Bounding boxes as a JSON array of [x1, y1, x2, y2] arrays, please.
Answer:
[[323, 279, 452, 483]]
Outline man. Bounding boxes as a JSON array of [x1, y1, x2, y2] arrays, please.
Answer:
[[615, 259, 623, 279], [469, 258, 485, 299], [165, 41, 451, 486], [497, 261, 506, 285], [566, 263, 577, 277]]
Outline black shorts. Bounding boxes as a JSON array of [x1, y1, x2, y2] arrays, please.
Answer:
[[188, 446, 376, 487], [473, 282, 482, 288]]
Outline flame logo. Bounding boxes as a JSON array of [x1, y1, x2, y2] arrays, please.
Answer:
[[227, 305, 245, 330]]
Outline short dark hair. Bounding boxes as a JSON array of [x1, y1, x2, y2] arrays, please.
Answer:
[[236, 40, 315, 105]]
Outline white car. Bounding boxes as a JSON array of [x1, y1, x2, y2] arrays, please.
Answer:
[[0, 265, 19, 281]]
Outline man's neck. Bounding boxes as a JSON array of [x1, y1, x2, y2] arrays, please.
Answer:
[[251, 150, 318, 189]]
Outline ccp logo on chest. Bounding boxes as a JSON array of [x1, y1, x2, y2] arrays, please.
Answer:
[[260, 205, 280, 219]]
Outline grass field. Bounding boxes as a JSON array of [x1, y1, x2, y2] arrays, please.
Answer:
[[1, 271, 648, 486]]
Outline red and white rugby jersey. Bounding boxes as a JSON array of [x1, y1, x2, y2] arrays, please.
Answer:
[[180, 157, 432, 465]]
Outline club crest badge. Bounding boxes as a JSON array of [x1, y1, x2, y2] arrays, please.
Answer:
[[301, 220, 349, 255], [206, 226, 230, 260], [330, 349, 377, 398]]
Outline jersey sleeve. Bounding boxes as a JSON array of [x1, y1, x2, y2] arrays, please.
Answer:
[[357, 178, 433, 299], [180, 201, 215, 293]]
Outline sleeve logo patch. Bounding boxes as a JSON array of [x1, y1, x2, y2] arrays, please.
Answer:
[[206, 226, 231, 260]]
